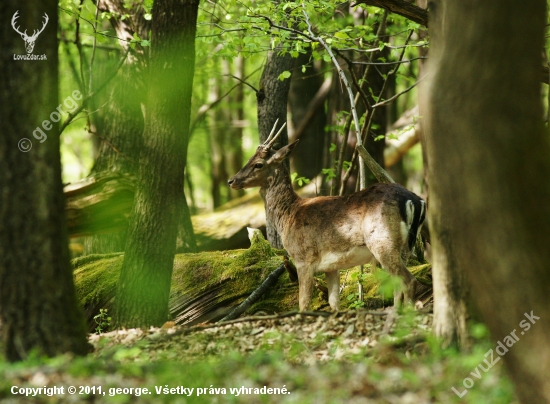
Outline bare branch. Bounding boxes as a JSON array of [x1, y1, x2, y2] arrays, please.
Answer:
[[59, 48, 130, 134], [302, 3, 371, 189], [371, 75, 425, 109]]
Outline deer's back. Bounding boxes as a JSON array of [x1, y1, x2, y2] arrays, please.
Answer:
[[280, 183, 424, 269]]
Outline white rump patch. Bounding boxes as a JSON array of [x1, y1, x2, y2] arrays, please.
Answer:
[[405, 200, 414, 227], [400, 221, 409, 245], [401, 200, 415, 245]]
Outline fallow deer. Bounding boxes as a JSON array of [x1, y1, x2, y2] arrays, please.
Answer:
[[228, 121, 426, 311]]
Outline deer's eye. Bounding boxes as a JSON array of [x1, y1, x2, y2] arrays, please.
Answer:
[[254, 163, 263, 169]]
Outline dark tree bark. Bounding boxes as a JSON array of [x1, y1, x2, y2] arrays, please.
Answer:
[[422, 1, 550, 402], [83, 0, 149, 254], [257, 46, 294, 248], [0, 0, 89, 360], [353, 0, 428, 27], [289, 52, 327, 180], [114, 0, 199, 328]]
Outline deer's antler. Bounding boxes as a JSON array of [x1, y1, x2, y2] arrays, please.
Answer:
[[262, 120, 287, 149]]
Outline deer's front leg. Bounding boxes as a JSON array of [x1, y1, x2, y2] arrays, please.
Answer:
[[326, 271, 340, 311], [297, 265, 314, 311]]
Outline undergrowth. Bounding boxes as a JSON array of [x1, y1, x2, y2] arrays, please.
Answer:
[[0, 310, 517, 404]]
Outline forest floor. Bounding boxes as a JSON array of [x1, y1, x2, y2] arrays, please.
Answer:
[[0, 307, 517, 403]]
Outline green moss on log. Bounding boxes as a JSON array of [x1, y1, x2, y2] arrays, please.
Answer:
[[74, 232, 432, 330], [73, 233, 304, 329]]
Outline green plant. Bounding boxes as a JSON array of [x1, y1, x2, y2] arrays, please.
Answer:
[[93, 308, 112, 334], [346, 292, 365, 309], [290, 172, 311, 186]]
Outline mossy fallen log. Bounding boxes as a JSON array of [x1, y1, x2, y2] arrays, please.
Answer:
[[74, 232, 432, 331], [74, 233, 304, 330]]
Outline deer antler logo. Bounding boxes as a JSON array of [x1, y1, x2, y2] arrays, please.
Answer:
[[11, 11, 49, 54]]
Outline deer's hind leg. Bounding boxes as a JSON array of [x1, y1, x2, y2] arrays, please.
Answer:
[[325, 270, 340, 311], [297, 264, 315, 311], [367, 238, 418, 307]]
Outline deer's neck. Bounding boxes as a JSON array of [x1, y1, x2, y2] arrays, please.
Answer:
[[260, 165, 299, 236]]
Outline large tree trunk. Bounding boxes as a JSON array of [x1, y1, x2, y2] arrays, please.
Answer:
[[83, 0, 149, 254], [114, 0, 199, 328], [257, 46, 294, 248], [422, 1, 550, 402], [416, 0, 468, 348], [0, 0, 89, 360]]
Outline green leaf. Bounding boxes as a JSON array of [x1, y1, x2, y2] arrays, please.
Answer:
[[278, 71, 292, 81], [329, 143, 337, 153], [144, 13, 152, 20], [321, 168, 336, 182], [334, 31, 350, 40]]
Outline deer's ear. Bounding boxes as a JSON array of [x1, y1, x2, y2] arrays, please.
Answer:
[[268, 140, 300, 164]]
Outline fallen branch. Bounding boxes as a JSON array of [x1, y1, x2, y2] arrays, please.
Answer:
[[220, 263, 287, 322]]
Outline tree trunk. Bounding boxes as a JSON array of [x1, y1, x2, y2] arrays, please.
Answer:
[[257, 46, 294, 248], [209, 70, 228, 209], [422, 1, 550, 402], [83, 0, 149, 254], [416, 0, 469, 348], [114, 0, 199, 328], [288, 52, 327, 180], [0, 0, 89, 360], [226, 56, 245, 201]]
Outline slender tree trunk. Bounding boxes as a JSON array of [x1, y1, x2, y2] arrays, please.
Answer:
[[257, 46, 294, 248], [0, 0, 89, 360], [422, 1, 550, 402], [226, 56, 245, 201], [209, 70, 228, 209], [289, 52, 326, 180], [114, 0, 199, 328]]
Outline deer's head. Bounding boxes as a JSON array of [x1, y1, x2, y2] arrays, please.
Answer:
[[228, 120, 299, 190], [12, 11, 49, 54]]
